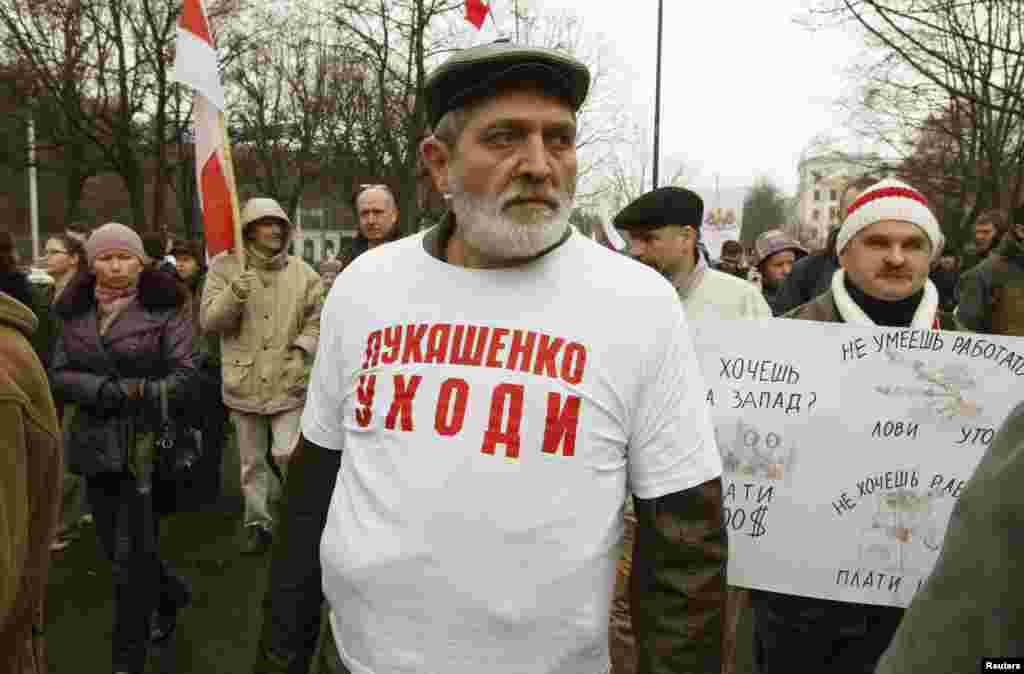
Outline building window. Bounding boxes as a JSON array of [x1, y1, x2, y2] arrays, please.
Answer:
[[814, 189, 821, 201], [829, 206, 838, 222], [829, 189, 837, 201], [812, 208, 820, 221]]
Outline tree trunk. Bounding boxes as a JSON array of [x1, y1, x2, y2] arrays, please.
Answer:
[[125, 165, 148, 230]]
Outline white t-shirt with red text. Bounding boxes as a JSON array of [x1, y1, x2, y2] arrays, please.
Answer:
[[302, 230, 722, 674]]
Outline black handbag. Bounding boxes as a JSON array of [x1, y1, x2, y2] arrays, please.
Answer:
[[153, 380, 207, 514]]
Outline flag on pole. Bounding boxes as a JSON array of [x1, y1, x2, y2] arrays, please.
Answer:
[[465, 0, 490, 30], [171, 0, 241, 259]]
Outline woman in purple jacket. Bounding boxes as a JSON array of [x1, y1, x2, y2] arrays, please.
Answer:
[[49, 224, 197, 674]]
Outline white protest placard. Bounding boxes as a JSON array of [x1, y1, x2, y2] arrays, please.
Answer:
[[691, 317, 1023, 608]]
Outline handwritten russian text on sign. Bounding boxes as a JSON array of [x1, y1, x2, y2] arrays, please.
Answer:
[[692, 318, 1022, 608]]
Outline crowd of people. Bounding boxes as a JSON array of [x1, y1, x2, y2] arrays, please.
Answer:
[[1, 38, 1022, 674]]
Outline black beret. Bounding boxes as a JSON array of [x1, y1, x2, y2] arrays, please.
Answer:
[[613, 187, 704, 232], [424, 40, 590, 129]]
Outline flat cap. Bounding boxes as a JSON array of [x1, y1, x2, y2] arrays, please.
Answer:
[[424, 39, 590, 128], [613, 187, 704, 232]]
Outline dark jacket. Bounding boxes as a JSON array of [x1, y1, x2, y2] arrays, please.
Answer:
[[956, 234, 1024, 335], [958, 243, 989, 275], [785, 289, 958, 330], [762, 284, 783, 316], [874, 401, 1024, 674], [49, 270, 197, 477], [0, 292, 62, 674], [774, 252, 839, 316]]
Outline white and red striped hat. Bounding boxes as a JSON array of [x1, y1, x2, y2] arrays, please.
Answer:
[[838, 178, 944, 259]]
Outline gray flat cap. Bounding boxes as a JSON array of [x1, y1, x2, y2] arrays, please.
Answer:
[[424, 39, 590, 128]]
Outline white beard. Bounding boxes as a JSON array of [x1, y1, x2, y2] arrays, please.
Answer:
[[449, 170, 572, 260]]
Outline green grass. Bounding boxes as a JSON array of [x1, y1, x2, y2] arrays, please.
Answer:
[[46, 497, 273, 674]]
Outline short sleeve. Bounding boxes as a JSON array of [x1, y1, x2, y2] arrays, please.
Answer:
[[300, 286, 347, 450], [628, 300, 722, 499]]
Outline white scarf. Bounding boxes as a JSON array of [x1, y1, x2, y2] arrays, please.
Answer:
[[831, 269, 939, 328]]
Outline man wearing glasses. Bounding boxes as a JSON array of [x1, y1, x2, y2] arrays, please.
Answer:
[[255, 41, 726, 674]]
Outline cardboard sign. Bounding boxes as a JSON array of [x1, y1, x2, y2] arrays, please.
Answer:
[[691, 317, 1023, 607]]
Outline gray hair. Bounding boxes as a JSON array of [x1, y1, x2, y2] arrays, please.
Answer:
[[432, 108, 470, 150]]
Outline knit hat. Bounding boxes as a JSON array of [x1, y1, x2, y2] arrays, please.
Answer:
[[753, 229, 806, 268], [838, 178, 944, 259], [86, 223, 148, 265]]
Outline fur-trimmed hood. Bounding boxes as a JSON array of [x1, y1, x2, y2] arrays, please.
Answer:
[[54, 268, 188, 319]]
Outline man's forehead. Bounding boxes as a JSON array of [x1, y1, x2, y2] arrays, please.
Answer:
[[358, 189, 395, 209], [252, 217, 286, 227], [465, 89, 576, 127]]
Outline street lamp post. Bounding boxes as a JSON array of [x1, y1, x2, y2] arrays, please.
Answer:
[[28, 115, 39, 261], [652, 0, 664, 189]]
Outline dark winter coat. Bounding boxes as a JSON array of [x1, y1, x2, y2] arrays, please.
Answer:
[[956, 233, 1024, 336], [49, 270, 197, 477], [773, 252, 839, 316]]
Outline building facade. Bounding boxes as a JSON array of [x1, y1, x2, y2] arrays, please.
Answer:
[[795, 153, 894, 249]]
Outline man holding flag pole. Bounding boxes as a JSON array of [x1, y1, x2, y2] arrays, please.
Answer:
[[173, 0, 323, 557]]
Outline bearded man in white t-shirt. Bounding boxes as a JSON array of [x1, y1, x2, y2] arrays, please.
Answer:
[[253, 40, 727, 674]]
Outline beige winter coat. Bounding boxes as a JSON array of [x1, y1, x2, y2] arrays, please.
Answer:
[[200, 252, 322, 415]]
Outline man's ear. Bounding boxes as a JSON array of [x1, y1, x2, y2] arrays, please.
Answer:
[[421, 136, 452, 196]]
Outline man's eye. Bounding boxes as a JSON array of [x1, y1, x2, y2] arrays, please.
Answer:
[[546, 132, 574, 148], [486, 131, 517, 145]]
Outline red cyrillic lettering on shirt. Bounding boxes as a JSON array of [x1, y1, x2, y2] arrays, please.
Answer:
[[381, 326, 402, 364], [363, 331, 382, 369], [424, 323, 452, 364], [434, 378, 470, 436], [451, 325, 489, 366], [505, 329, 537, 373], [485, 327, 510, 368], [481, 383, 524, 459], [532, 334, 565, 379], [385, 374, 422, 432], [542, 392, 581, 457], [355, 374, 376, 427], [560, 342, 587, 385], [401, 323, 429, 364]]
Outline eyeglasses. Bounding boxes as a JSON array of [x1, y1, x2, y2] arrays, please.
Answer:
[[44, 248, 69, 256]]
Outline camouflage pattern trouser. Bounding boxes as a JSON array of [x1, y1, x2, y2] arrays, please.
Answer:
[[609, 508, 638, 674], [608, 508, 743, 674]]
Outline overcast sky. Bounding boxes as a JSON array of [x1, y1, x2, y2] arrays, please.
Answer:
[[471, 0, 865, 196]]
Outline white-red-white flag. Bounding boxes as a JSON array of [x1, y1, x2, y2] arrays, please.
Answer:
[[172, 0, 237, 258]]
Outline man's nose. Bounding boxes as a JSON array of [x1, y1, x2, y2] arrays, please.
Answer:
[[517, 135, 553, 182], [885, 245, 906, 265]]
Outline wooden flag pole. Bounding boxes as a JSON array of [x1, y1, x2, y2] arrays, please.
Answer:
[[218, 111, 245, 267]]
